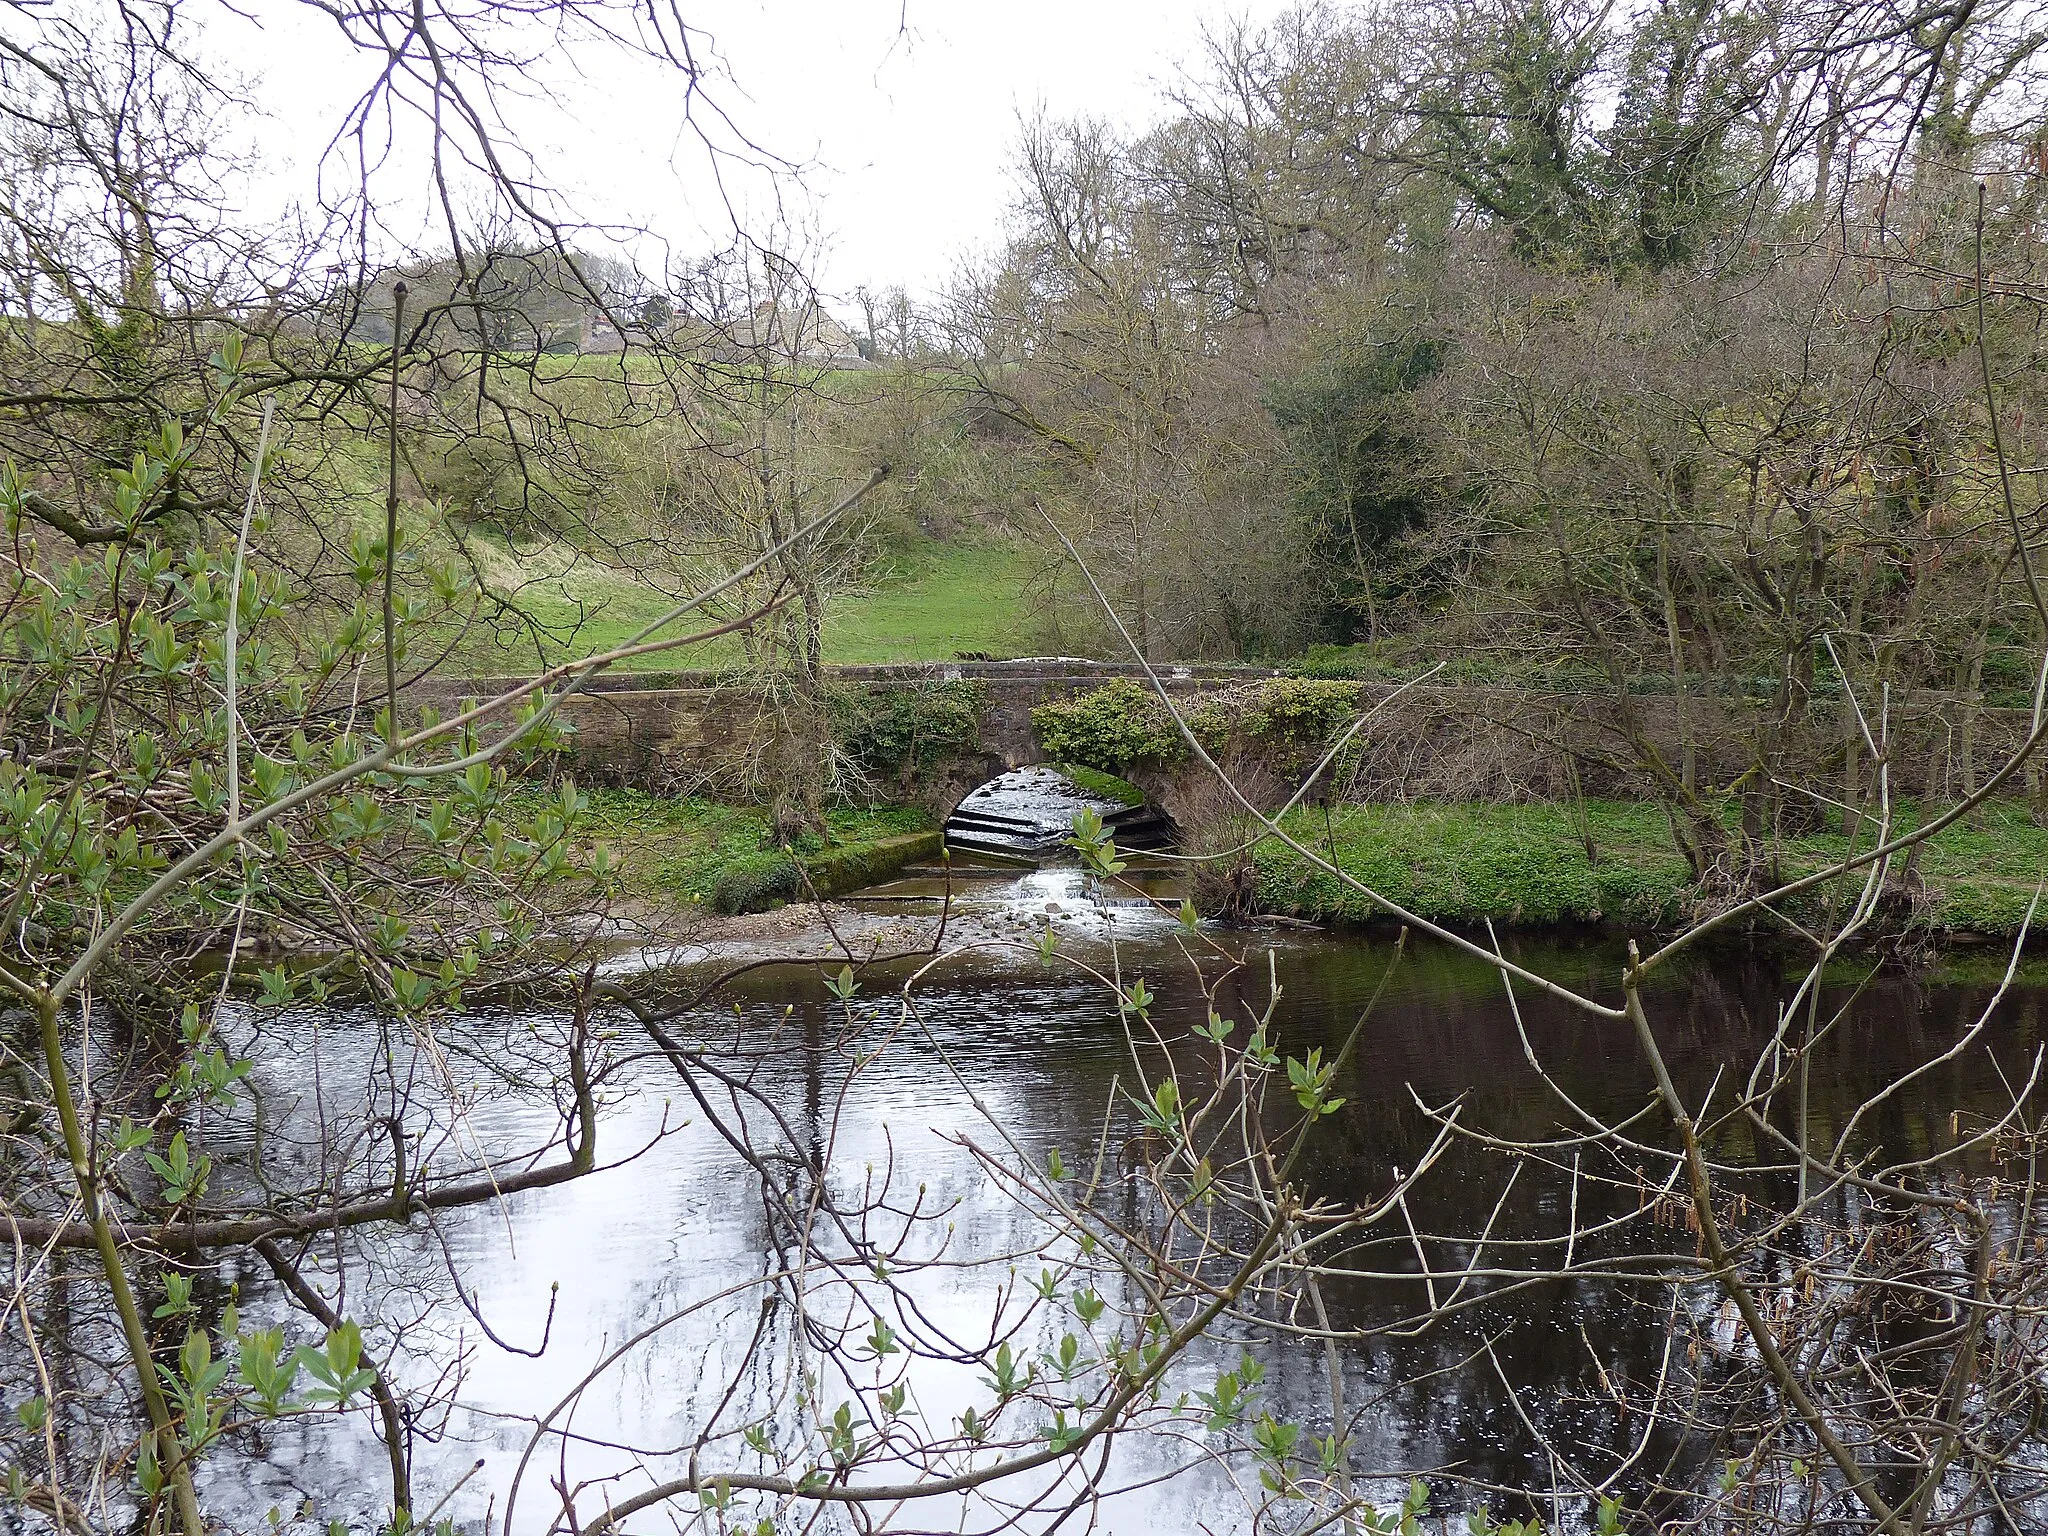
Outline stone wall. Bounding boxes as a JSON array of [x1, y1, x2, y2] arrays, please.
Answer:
[[407, 661, 1275, 812], [408, 664, 2042, 818], [1319, 682, 2038, 806]]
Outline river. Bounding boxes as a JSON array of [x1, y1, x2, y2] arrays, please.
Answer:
[[162, 859, 2047, 1536]]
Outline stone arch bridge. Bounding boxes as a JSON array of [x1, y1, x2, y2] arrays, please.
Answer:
[[412, 660, 1273, 815], [412, 659, 2045, 824]]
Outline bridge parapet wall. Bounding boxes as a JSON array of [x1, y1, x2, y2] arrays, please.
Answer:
[[407, 664, 2040, 821], [407, 661, 1275, 806]]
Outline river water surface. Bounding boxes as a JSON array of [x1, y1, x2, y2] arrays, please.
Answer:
[[180, 868, 2046, 1535]]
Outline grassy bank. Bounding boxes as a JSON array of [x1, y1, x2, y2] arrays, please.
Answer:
[[1253, 799, 2048, 938], [531, 788, 935, 912], [441, 535, 1042, 674], [824, 540, 1040, 662]]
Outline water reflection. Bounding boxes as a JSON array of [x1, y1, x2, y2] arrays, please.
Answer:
[[182, 904, 2045, 1534]]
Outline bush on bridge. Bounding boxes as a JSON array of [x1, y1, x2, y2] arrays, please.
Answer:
[[1031, 680, 1189, 773], [1191, 677, 1366, 744], [1033, 677, 1370, 775], [832, 679, 992, 789]]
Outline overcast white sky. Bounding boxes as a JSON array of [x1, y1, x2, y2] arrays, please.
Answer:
[[210, 1, 1299, 303]]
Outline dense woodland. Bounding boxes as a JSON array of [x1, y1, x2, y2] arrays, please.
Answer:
[[927, 0, 2047, 887], [969, 1, 2048, 685]]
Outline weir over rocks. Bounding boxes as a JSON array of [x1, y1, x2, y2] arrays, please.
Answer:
[[943, 765, 1176, 862]]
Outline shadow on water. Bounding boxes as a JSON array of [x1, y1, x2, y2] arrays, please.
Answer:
[[169, 907, 2047, 1533]]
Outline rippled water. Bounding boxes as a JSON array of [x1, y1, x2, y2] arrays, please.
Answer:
[[131, 880, 2048, 1532]]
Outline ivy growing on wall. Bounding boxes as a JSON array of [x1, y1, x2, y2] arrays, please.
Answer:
[[1031, 678, 1369, 774], [1031, 680, 1189, 772], [832, 679, 992, 788]]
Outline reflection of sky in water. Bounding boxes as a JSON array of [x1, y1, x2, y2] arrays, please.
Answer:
[[183, 932, 2048, 1534]]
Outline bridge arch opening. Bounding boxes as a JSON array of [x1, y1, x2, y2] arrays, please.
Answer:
[[941, 764, 1177, 863]]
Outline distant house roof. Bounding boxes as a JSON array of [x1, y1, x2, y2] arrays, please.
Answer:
[[715, 301, 870, 368]]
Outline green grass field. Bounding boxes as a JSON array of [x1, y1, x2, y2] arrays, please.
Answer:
[[437, 534, 1043, 675], [823, 540, 1040, 662]]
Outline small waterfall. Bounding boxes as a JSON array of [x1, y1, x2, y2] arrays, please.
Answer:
[[942, 765, 1174, 862]]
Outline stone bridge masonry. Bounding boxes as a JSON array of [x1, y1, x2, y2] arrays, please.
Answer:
[[409, 661, 2045, 825], [409, 660, 1275, 815]]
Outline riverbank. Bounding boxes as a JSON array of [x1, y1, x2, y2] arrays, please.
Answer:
[[549, 786, 2044, 946], [1251, 798, 2048, 939], [545, 789, 938, 914]]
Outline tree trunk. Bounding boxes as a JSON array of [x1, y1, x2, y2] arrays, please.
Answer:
[[1657, 532, 1695, 795]]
